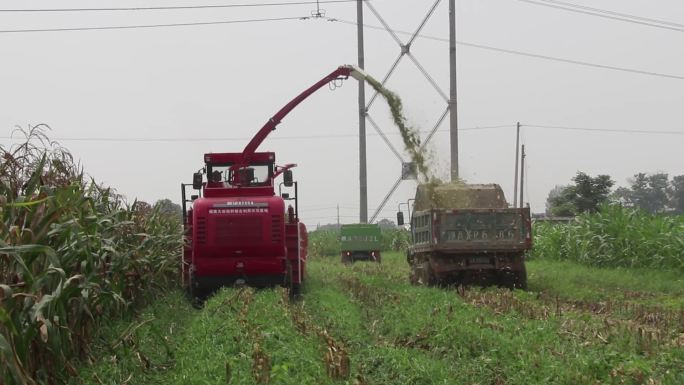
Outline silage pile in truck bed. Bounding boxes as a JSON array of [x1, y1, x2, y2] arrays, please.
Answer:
[[413, 183, 509, 210]]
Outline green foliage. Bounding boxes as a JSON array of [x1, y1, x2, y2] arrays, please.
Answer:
[[527, 259, 684, 306], [531, 204, 684, 271], [547, 172, 614, 216], [671, 175, 684, 214], [613, 173, 672, 214], [308, 230, 339, 257], [384, 228, 410, 252], [375, 218, 397, 229], [0, 126, 182, 384], [153, 198, 182, 219]]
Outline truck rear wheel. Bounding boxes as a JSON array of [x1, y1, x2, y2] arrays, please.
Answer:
[[409, 260, 419, 285], [499, 266, 528, 290], [417, 259, 437, 286], [513, 265, 528, 290]]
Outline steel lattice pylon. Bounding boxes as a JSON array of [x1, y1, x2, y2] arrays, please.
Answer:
[[358, 0, 454, 223]]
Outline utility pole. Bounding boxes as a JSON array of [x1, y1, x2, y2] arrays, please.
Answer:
[[449, 0, 459, 181], [337, 204, 340, 228], [357, 0, 368, 223], [513, 122, 520, 208], [519, 144, 526, 208]]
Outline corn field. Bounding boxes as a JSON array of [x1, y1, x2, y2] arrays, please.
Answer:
[[0, 126, 182, 385], [531, 204, 684, 271]]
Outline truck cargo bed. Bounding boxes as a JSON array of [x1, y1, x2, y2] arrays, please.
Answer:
[[410, 208, 532, 254]]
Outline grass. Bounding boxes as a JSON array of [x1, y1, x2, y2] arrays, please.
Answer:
[[75, 252, 683, 385], [75, 290, 193, 384], [527, 259, 684, 307], [75, 287, 336, 385], [317, 255, 683, 385]]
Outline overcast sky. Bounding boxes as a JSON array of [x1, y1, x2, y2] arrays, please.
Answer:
[[1, 0, 683, 228]]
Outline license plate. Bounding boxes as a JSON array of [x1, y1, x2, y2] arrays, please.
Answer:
[[470, 256, 492, 265]]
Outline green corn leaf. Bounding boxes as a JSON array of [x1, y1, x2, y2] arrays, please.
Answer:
[[3, 196, 50, 208], [0, 333, 12, 356], [0, 244, 56, 257]]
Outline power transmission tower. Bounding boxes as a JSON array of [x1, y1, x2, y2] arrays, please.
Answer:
[[357, 0, 368, 223], [513, 122, 520, 207], [356, 0, 454, 223], [449, 0, 458, 181]]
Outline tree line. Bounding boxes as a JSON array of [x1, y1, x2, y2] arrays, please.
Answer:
[[546, 172, 684, 216]]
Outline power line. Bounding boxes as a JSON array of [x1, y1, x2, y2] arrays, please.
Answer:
[[302, 205, 398, 212], [5, 124, 682, 143], [327, 18, 684, 81], [0, 125, 511, 143], [306, 215, 396, 220], [0, 16, 306, 34], [2, 9, 681, 82], [455, 41, 684, 80], [516, 0, 684, 32], [523, 124, 684, 135], [0, 0, 357, 13]]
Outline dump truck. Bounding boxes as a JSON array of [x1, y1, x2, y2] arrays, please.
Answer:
[[180, 65, 367, 299], [340, 224, 382, 263], [397, 183, 532, 289]]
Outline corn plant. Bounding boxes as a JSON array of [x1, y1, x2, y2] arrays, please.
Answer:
[[531, 204, 684, 271], [383, 228, 410, 252], [0, 126, 182, 384], [308, 230, 340, 257]]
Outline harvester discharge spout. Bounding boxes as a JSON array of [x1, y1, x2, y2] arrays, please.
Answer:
[[230, 65, 365, 185], [341, 64, 369, 81]]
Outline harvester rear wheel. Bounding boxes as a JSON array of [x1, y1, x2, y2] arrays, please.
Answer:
[[290, 283, 302, 298], [188, 272, 205, 308], [285, 261, 302, 299]]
